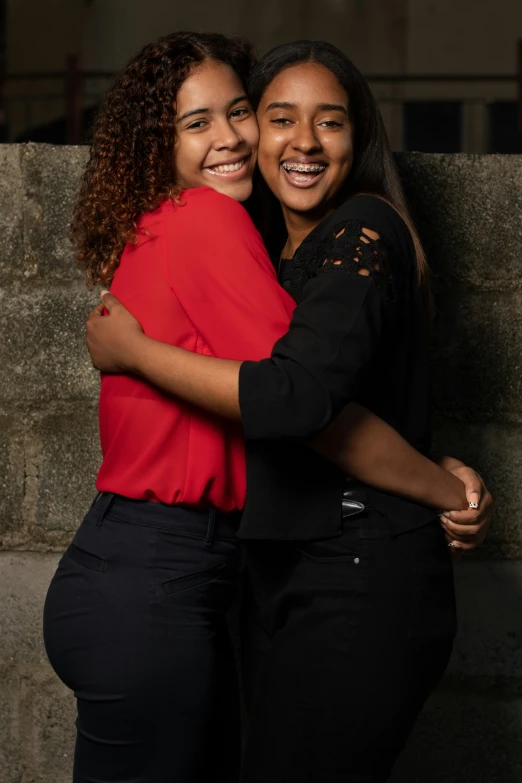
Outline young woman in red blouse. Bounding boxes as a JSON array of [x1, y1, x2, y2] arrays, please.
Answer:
[[45, 32, 491, 783]]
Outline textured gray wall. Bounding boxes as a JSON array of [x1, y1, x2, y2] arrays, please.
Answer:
[[0, 144, 521, 782]]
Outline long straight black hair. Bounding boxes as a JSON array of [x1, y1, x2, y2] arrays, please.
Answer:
[[248, 40, 429, 287]]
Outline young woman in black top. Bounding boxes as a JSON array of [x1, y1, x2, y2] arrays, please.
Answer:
[[86, 41, 493, 781]]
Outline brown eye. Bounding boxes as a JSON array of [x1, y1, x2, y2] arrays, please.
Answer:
[[230, 108, 250, 119], [319, 121, 343, 128]]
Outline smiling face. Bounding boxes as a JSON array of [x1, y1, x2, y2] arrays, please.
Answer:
[[173, 59, 259, 202], [257, 62, 354, 220]]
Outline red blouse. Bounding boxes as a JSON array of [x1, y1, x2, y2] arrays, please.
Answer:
[[96, 187, 296, 511]]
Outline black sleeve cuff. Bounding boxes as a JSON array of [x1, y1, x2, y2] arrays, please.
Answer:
[[238, 357, 335, 441]]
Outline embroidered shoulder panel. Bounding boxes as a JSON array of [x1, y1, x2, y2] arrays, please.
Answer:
[[280, 219, 396, 303]]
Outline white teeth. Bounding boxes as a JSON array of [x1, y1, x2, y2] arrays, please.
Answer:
[[282, 163, 326, 173], [207, 160, 245, 174]]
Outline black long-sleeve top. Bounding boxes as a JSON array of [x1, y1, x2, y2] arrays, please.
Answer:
[[238, 195, 437, 540]]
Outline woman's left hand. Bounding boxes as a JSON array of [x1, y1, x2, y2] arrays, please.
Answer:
[[86, 291, 146, 373], [440, 463, 494, 554]]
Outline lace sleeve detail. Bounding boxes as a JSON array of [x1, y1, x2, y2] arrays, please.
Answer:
[[316, 219, 396, 303]]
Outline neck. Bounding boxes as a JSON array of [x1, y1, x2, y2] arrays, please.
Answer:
[[281, 203, 334, 256]]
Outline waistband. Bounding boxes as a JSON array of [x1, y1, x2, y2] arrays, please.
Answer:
[[90, 492, 241, 543], [342, 479, 438, 536]]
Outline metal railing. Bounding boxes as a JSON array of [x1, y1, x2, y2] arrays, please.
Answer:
[[2, 56, 114, 143], [1, 43, 522, 147]]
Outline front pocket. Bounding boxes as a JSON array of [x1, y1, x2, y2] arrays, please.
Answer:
[[296, 549, 361, 565], [160, 564, 225, 596], [66, 543, 106, 573], [295, 527, 364, 564]]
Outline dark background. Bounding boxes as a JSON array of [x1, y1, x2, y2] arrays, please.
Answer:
[[0, 0, 521, 152]]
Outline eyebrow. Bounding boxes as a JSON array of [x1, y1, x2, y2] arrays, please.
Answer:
[[318, 103, 348, 115], [265, 101, 348, 115], [177, 95, 249, 123], [265, 101, 296, 112]]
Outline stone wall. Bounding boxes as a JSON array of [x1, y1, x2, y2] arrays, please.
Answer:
[[0, 144, 521, 782]]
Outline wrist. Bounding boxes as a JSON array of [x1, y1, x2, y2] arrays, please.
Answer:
[[438, 454, 465, 472], [125, 332, 150, 375]]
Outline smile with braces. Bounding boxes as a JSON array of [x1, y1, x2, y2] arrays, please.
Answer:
[[281, 162, 327, 173]]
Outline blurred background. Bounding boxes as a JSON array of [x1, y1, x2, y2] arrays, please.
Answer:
[[0, 0, 521, 152]]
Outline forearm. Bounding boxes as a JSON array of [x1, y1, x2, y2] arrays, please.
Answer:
[[131, 334, 242, 420], [121, 335, 467, 511], [310, 403, 468, 511]]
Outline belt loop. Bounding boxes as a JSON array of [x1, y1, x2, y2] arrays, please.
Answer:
[[204, 508, 216, 548], [95, 493, 115, 527], [89, 491, 102, 510]]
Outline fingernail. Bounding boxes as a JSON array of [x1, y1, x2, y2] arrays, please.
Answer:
[[101, 289, 110, 297], [469, 501, 479, 509]]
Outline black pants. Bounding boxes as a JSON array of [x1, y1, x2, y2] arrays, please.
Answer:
[[241, 510, 457, 783], [43, 493, 242, 783]]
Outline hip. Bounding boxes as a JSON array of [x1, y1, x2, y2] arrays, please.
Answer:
[[243, 509, 456, 641], [45, 493, 242, 622]]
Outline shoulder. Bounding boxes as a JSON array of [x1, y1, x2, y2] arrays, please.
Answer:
[[309, 195, 415, 303], [138, 189, 255, 238], [171, 187, 256, 235], [323, 195, 412, 256]]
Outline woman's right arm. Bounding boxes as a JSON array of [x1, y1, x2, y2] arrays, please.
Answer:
[[88, 191, 468, 512], [311, 403, 467, 511], [89, 297, 471, 514]]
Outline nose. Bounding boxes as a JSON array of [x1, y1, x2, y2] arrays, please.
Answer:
[[213, 117, 242, 150], [291, 121, 321, 153]]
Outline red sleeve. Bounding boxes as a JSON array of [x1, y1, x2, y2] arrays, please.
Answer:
[[164, 187, 295, 361]]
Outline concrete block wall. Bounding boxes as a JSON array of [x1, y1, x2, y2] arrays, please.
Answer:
[[0, 144, 520, 782], [0, 144, 96, 783], [392, 154, 522, 782]]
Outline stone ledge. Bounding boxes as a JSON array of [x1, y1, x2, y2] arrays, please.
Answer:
[[0, 405, 99, 550], [0, 287, 100, 404], [432, 289, 522, 420], [0, 146, 24, 286], [22, 143, 87, 285], [397, 152, 522, 288]]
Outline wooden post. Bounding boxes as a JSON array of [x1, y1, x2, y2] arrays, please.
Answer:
[[517, 39, 522, 152], [0, 0, 6, 142], [65, 55, 82, 144]]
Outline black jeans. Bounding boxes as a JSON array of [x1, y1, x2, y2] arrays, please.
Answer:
[[241, 510, 457, 783], [43, 493, 242, 783]]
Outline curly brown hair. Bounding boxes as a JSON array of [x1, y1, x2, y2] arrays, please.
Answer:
[[71, 31, 256, 286]]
